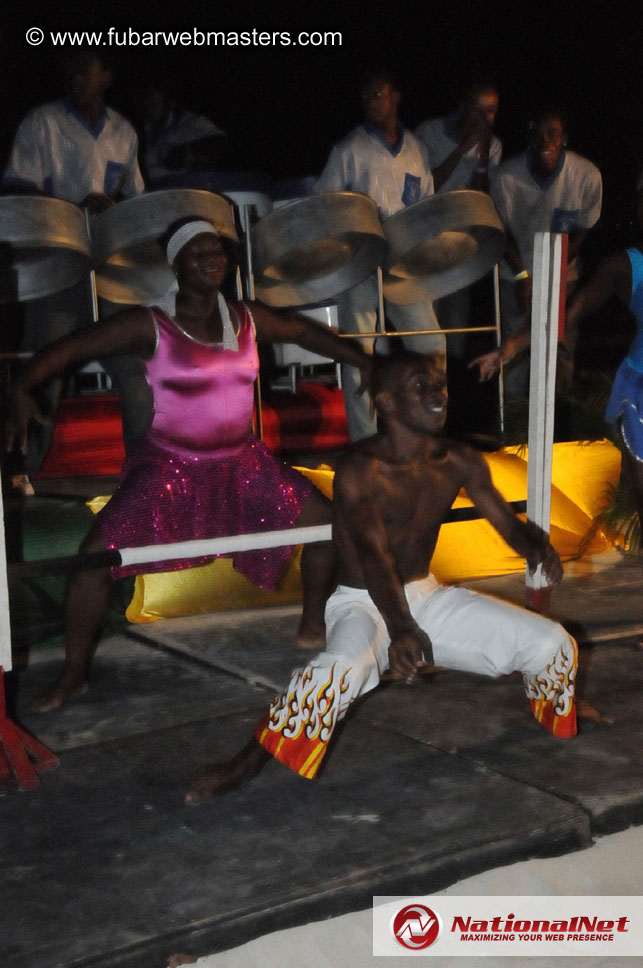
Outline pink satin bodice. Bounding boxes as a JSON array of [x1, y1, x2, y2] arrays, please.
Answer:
[[145, 302, 259, 457]]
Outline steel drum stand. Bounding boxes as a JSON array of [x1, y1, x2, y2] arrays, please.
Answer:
[[232, 196, 264, 439], [341, 263, 505, 436]]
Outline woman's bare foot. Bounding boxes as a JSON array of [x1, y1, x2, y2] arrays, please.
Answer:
[[185, 738, 270, 805], [167, 954, 197, 967], [577, 699, 615, 726], [32, 672, 89, 713]]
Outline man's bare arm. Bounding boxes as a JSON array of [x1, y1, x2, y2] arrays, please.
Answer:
[[566, 251, 632, 329], [334, 458, 434, 678], [459, 448, 563, 584], [430, 115, 490, 192]]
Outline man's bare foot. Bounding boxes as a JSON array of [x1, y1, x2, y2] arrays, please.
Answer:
[[32, 672, 89, 713], [577, 699, 615, 726], [185, 738, 270, 805], [167, 955, 197, 967]]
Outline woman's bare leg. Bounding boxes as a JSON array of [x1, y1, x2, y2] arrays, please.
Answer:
[[32, 523, 113, 712]]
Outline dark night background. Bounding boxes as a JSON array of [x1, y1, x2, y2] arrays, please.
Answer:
[[0, 0, 640, 269], [0, 0, 641, 433], [2, 0, 641, 235]]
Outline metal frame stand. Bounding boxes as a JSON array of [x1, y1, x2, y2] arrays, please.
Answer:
[[0, 671, 59, 790], [235, 207, 264, 440]]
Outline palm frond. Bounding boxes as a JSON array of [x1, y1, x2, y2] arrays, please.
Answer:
[[589, 477, 641, 555]]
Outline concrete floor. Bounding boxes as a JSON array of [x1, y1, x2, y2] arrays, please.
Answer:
[[2, 536, 643, 967], [194, 825, 643, 968]]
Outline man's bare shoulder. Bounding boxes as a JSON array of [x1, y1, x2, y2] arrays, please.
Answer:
[[334, 435, 485, 487], [334, 437, 386, 492], [444, 439, 488, 468]]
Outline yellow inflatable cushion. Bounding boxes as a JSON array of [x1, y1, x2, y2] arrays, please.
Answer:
[[87, 440, 621, 623]]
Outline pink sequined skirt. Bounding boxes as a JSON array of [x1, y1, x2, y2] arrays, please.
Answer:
[[97, 434, 315, 588]]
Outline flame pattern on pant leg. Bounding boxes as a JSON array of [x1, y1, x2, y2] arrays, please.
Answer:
[[255, 661, 353, 778], [524, 635, 578, 738]]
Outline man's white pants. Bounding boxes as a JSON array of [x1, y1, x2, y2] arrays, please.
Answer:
[[259, 576, 577, 777], [323, 575, 572, 702]]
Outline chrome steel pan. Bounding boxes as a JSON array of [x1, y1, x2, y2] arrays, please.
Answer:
[[383, 190, 506, 304], [0, 196, 92, 302], [251, 192, 388, 307], [92, 189, 239, 304]]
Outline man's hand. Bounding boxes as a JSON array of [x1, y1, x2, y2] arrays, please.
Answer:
[[387, 627, 434, 683], [6, 385, 48, 455], [469, 332, 531, 383], [459, 113, 489, 153], [525, 525, 563, 586], [469, 349, 502, 382]]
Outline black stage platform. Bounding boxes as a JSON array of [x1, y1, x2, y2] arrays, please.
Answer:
[[3, 550, 643, 967]]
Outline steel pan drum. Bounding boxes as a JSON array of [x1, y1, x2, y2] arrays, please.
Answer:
[[92, 189, 239, 304], [251, 192, 388, 308], [383, 190, 506, 304], [0, 196, 92, 302]]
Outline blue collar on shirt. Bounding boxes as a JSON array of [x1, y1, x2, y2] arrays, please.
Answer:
[[62, 97, 108, 138], [527, 149, 566, 189], [363, 120, 405, 156]]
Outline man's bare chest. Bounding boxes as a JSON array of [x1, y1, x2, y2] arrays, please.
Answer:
[[374, 461, 461, 532]]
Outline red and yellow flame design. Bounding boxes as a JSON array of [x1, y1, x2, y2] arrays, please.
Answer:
[[256, 661, 352, 778], [525, 636, 578, 738]]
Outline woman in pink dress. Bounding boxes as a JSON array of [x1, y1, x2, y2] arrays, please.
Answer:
[[8, 217, 371, 711]]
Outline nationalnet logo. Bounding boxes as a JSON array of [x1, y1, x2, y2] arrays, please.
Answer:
[[391, 904, 442, 950], [374, 896, 643, 957]]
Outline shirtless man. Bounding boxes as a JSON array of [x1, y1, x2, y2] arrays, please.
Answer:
[[185, 352, 578, 805]]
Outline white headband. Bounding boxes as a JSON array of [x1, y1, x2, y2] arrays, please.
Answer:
[[166, 220, 218, 266]]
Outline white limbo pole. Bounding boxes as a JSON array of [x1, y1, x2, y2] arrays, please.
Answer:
[[118, 523, 332, 569], [526, 231, 567, 608]]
